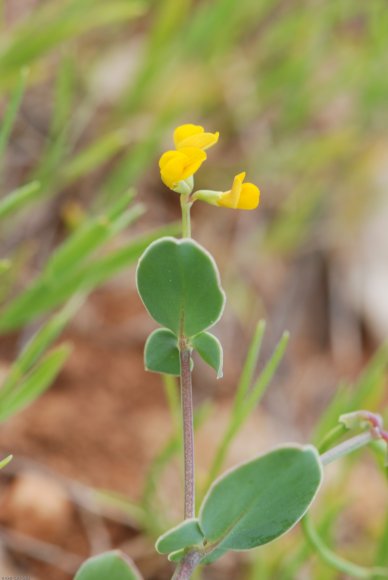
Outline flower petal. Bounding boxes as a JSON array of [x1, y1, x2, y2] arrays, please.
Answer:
[[160, 153, 186, 189], [179, 147, 207, 179], [237, 183, 260, 209], [174, 124, 204, 148], [159, 150, 180, 170], [217, 173, 259, 210], [159, 147, 206, 190], [174, 124, 219, 150]]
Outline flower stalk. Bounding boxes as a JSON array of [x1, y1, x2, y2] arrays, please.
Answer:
[[180, 194, 192, 239]]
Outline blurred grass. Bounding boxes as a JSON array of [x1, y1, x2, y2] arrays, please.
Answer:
[[1, 0, 387, 578], [1, 0, 387, 246]]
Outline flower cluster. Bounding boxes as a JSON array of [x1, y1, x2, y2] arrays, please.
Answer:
[[159, 124, 260, 210]]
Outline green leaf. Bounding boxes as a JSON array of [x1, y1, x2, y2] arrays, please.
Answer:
[[156, 518, 204, 554], [0, 344, 70, 422], [192, 331, 223, 378], [167, 549, 185, 563], [199, 445, 322, 559], [137, 237, 225, 337], [144, 328, 180, 376], [75, 550, 142, 580]]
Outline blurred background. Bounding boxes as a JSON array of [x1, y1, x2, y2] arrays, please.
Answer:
[[0, 0, 387, 578]]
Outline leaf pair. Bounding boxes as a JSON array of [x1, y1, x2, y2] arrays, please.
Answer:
[[156, 445, 323, 563], [137, 237, 225, 378]]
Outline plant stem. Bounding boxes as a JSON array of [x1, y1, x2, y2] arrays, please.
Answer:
[[179, 346, 195, 520], [301, 514, 388, 578], [320, 431, 373, 465], [173, 192, 196, 579], [172, 551, 202, 580], [180, 194, 191, 238]]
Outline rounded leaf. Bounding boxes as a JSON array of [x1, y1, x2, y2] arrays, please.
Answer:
[[199, 445, 322, 555], [137, 237, 225, 337], [75, 550, 142, 580], [145, 328, 180, 375], [192, 332, 223, 378]]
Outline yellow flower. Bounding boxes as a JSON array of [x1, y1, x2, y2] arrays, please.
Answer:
[[159, 147, 206, 190], [218, 172, 260, 210], [174, 124, 219, 151]]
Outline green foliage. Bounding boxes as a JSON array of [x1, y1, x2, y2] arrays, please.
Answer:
[[0, 68, 27, 164], [156, 445, 322, 563], [313, 344, 388, 446], [0, 298, 80, 404], [1, 1, 387, 577], [200, 446, 322, 558], [0, 344, 70, 422], [144, 328, 180, 376], [0, 181, 41, 220], [373, 514, 388, 578], [74, 550, 142, 580], [301, 514, 388, 579], [191, 331, 223, 378], [156, 519, 204, 554], [137, 237, 225, 338], [0, 213, 179, 331], [0, 0, 144, 84], [203, 327, 289, 493]]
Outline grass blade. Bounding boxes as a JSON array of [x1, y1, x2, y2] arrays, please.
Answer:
[[0, 181, 41, 220], [234, 320, 266, 411], [0, 68, 27, 165], [0, 344, 71, 422], [0, 221, 179, 331], [0, 297, 83, 398], [202, 330, 289, 495]]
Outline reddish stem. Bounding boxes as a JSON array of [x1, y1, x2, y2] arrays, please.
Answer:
[[179, 347, 195, 520]]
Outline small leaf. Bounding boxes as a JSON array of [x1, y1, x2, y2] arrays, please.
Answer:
[[144, 328, 180, 376], [156, 518, 204, 554], [192, 332, 223, 378], [137, 237, 225, 337], [75, 550, 142, 580], [167, 549, 185, 563], [199, 445, 322, 559]]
